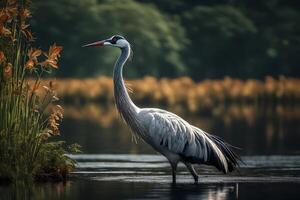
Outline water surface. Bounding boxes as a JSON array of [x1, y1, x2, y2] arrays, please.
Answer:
[[1, 154, 300, 200], [1, 104, 300, 199]]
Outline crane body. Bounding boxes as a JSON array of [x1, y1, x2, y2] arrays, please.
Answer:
[[83, 35, 241, 183]]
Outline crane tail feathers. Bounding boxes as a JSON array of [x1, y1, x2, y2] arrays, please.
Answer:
[[205, 133, 242, 173], [180, 131, 241, 173]]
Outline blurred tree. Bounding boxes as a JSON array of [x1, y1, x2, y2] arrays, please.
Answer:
[[234, 0, 300, 77], [138, 0, 300, 79], [182, 5, 257, 79], [31, 0, 300, 79], [31, 0, 187, 77]]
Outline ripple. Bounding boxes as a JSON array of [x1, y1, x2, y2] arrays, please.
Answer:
[[91, 175, 300, 184], [76, 161, 170, 169], [69, 154, 300, 184], [68, 154, 166, 162]]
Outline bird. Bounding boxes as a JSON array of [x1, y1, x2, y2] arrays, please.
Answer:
[[82, 35, 241, 184]]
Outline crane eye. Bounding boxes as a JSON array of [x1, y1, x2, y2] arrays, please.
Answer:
[[111, 37, 117, 44]]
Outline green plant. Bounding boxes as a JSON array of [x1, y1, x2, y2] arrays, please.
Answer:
[[0, 0, 80, 182]]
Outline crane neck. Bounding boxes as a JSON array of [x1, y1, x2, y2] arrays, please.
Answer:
[[113, 46, 139, 120]]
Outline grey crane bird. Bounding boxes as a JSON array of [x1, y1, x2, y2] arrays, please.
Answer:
[[82, 35, 241, 183]]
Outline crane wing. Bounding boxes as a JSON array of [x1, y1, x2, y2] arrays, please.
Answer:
[[140, 109, 240, 173]]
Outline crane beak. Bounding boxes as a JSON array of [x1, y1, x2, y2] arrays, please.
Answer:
[[82, 40, 105, 48]]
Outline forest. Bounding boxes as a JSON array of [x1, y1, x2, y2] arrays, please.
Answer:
[[30, 0, 300, 79]]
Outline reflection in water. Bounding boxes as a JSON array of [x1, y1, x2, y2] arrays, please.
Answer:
[[2, 181, 300, 200], [2, 103, 299, 200], [61, 103, 300, 128], [0, 181, 71, 200], [1, 154, 300, 200], [59, 103, 300, 155], [137, 184, 237, 200], [0, 181, 236, 200]]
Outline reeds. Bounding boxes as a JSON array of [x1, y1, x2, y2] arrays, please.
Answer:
[[0, 1, 79, 182], [41, 76, 300, 113]]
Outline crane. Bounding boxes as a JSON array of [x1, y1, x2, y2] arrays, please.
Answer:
[[82, 35, 241, 183]]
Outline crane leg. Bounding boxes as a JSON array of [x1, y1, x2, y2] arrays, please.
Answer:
[[184, 162, 199, 183], [170, 162, 177, 184]]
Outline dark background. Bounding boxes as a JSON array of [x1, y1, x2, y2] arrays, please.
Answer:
[[31, 0, 300, 80]]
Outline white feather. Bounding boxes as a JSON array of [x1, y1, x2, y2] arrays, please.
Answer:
[[137, 108, 229, 172]]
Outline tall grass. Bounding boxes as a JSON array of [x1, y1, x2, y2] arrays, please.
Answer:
[[0, 0, 79, 182], [39, 76, 300, 113]]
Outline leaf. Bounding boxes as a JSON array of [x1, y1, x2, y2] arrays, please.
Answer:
[[0, 24, 12, 36], [25, 60, 35, 69], [22, 28, 34, 41], [44, 59, 58, 69], [48, 44, 63, 59], [3, 63, 12, 79], [0, 51, 5, 64], [42, 44, 63, 69], [0, 13, 9, 24], [28, 48, 42, 59], [21, 9, 31, 19], [21, 23, 29, 30], [25, 48, 42, 69]]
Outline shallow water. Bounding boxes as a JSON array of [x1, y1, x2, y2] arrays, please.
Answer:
[[1, 104, 300, 199], [59, 104, 300, 155], [1, 154, 300, 200]]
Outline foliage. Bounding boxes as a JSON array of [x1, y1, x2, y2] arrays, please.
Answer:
[[38, 76, 300, 113], [182, 5, 257, 79], [36, 142, 81, 181], [29, 0, 300, 79], [235, 0, 300, 78], [0, 0, 80, 182], [31, 0, 187, 77]]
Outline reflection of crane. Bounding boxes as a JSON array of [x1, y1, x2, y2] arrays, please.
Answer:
[[83, 35, 241, 183]]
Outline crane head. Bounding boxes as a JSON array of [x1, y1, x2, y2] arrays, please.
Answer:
[[82, 35, 129, 49]]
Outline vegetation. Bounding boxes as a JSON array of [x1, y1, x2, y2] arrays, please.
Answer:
[[36, 76, 300, 113], [31, 0, 186, 77], [30, 0, 300, 79], [0, 0, 80, 182]]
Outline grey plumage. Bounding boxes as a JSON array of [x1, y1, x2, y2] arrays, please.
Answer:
[[113, 45, 146, 138], [83, 35, 241, 183]]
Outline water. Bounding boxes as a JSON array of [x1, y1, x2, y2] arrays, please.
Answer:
[[1, 155, 300, 199], [59, 104, 300, 155], [1, 104, 300, 199]]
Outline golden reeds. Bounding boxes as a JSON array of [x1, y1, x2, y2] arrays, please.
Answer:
[[0, 1, 79, 182], [38, 76, 300, 113]]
